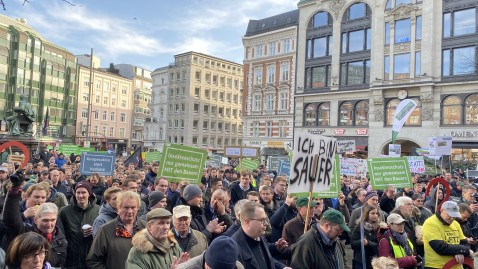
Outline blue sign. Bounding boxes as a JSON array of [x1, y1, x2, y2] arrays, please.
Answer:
[[278, 160, 290, 177], [80, 152, 115, 176]]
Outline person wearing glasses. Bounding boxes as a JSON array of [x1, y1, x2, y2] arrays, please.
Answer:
[[411, 193, 432, 225], [5, 232, 51, 269], [232, 201, 290, 269]]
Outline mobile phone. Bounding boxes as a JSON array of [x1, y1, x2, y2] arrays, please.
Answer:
[[415, 255, 423, 263]]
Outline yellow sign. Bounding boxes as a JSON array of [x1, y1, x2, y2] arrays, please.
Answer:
[[8, 155, 25, 163], [267, 141, 284, 148]]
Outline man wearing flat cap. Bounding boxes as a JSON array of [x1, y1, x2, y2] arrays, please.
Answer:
[[126, 208, 189, 269]]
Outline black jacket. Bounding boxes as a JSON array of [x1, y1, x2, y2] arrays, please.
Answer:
[[350, 223, 379, 269], [232, 228, 283, 269]]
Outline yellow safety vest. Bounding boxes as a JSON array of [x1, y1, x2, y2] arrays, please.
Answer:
[[389, 237, 414, 258]]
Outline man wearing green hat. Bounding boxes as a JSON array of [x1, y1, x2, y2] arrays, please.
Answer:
[[282, 197, 317, 244], [290, 209, 350, 269]]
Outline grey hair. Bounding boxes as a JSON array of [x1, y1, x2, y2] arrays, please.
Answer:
[[35, 202, 58, 219], [395, 196, 412, 209], [239, 201, 264, 223], [234, 199, 249, 218]]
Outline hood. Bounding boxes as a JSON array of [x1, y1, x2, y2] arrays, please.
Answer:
[[99, 203, 117, 218], [47, 187, 58, 201], [132, 228, 177, 254]]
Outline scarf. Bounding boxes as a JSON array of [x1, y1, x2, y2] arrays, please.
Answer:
[[390, 229, 413, 256], [363, 222, 374, 231]]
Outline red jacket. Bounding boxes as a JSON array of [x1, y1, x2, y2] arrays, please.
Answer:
[[378, 231, 418, 269]]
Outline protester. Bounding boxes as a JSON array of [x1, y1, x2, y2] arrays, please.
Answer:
[[390, 196, 420, 256], [282, 197, 317, 245], [170, 205, 208, 258], [92, 186, 122, 237], [259, 186, 279, 218], [370, 257, 399, 269], [379, 185, 396, 214], [351, 205, 380, 269], [5, 232, 51, 269], [349, 191, 388, 231], [230, 171, 253, 205]]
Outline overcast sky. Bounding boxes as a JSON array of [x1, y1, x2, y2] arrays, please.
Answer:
[[3, 0, 298, 71]]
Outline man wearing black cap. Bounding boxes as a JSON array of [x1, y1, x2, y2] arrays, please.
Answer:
[[140, 191, 167, 221]]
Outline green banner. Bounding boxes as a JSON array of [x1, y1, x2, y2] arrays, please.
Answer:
[[367, 157, 413, 190], [59, 144, 79, 155], [240, 158, 259, 171], [145, 151, 162, 163], [317, 155, 341, 198], [159, 144, 207, 184]]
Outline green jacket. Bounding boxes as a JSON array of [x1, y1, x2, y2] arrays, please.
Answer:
[[86, 217, 147, 269], [169, 228, 208, 259], [58, 195, 100, 269], [126, 228, 183, 269]]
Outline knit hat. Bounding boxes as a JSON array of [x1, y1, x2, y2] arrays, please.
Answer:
[[365, 191, 378, 202], [148, 191, 166, 207], [75, 181, 92, 195], [205, 236, 239, 269], [183, 184, 202, 201]]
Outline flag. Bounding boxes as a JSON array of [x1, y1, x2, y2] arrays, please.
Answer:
[[42, 107, 49, 136], [124, 146, 143, 168], [391, 99, 417, 143]]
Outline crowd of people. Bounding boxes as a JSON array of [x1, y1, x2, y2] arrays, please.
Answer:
[[0, 147, 476, 269]]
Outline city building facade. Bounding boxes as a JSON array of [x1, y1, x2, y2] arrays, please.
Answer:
[[0, 15, 78, 142], [76, 60, 133, 153], [148, 52, 243, 153], [145, 67, 169, 151], [114, 64, 152, 150], [293, 0, 478, 162], [242, 10, 298, 156]]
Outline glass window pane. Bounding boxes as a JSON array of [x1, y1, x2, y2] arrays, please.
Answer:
[[443, 13, 451, 38], [347, 61, 364, 85], [314, 12, 328, 28], [385, 22, 390, 45], [340, 63, 347, 85], [349, 3, 366, 20], [453, 46, 475, 75], [312, 66, 327, 88], [313, 37, 327, 57], [384, 56, 390, 80], [407, 98, 421, 125], [340, 102, 353, 126], [349, 30, 365, 52], [366, 28, 371, 49], [342, 33, 348, 53], [396, 0, 411, 5], [416, 16, 422, 40], [415, 51, 421, 77], [328, 36, 333, 56], [395, 18, 411, 43], [454, 8, 476, 36], [365, 60, 370, 84], [305, 104, 317, 126], [394, 53, 411, 79], [465, 94, 478, 124], [442, 49, 451, 76], [307, 39, 312, 59], [386, 0, 391, 10], [318, 103, 330, 126], [386, 99, 401, 125], [443, 96, 462, 124], [355, 101, 369, 126]]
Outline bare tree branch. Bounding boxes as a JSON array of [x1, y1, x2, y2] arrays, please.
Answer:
[[0, 0, 5, 10], [4, 0, 77, 9]]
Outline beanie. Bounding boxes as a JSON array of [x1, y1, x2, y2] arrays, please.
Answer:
[[148, 191, 166, 207], [365, 191, 378, 202], [183, 184, 202, 201], [75, 181, 93, 195], [205, 236, 239, 269]]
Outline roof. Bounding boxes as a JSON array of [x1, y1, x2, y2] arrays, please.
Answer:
[[261, 147, 288, 156], [244, 9, 299, 37]]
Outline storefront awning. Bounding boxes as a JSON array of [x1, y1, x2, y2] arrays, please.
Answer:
[[261, 147, 288, 156]]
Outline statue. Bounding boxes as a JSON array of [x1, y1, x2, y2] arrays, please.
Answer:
[[6, 95, 35, 136]]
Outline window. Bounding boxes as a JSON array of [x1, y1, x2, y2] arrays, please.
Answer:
[[111, 98, 116, 106], [266, 121, 273, 137], [278, 120, 287, 137], [94, 110, 99, 120], [102, 126, 106, 135], [103, 96, 108, 105], [81, 108, 88, 118], [305, 103, 317, 126], [219, 92, 224, 102], [415, 52, 421, 77], [93, 126, 98, 134], [204, 105, 209, 114], [442, 46, 476, 76], [339, 102, 353, 126], [102, 111, 107, 121], [254, 66, 262, 85], [466, 94, 478, 124], [340, 60, 370, 85], [384, 56, 390, 80], [226, 93, 231, 103], [443, 8, 476, 37], [354, 101, 369, 126], [110, 112, 115, 121], [203, 121, 208, 130], [395, 18, 411, 43], [95, 95, 100, 104], [193, 120, 198, 130], [267, 65, 275, 83], [394, 53, 411, 79], [280, 62, 290, 81], [265, 93, 275, 111], [347, 3, 369, 20], [416, 16, 422, 40], [194, 103, 199, 113], [194, 87, 200, 98], [311, 11, 331, 28], [306, 65, 331, 88], [269, 42, 276, 56], [121, 100, 126, 108], [307, 36, 333, 58], [283, 39, 291, 53], [120, 113, 126, 122], [119, 128, 125, 138], [279, 92, 288, 110], [385, 22, 390, 45], [253, 94, 262, 111], [195, 71, 201, 81], [318, 103, 330, 126], [82, 93, 89, 102], [387, 98, 421, 126], [256, 44, 263, 58], [109, 127, 114, 137], [212, 90, 218, 100], [342, 29, 371, 53]]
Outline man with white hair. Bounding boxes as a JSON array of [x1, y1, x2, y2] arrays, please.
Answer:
[[390, 196, 421, 256], [170, 205, 208, 258]]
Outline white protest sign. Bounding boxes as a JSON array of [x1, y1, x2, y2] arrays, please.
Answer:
[[389, 144, 401, 157], [406, 156, 425, 174], [339, 157, 368, 178], [428, 136, 452, 156], [289, 131, 337, 196], [337, 140, 356, 154]]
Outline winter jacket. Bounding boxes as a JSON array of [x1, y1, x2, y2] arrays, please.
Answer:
[[170, 228, 208, 258], [231, 228, 282, 269], [350, 223, 379, 269], [55, 157, 67, 168], [390, 208, 420, 256], [3, 189, 68, 268], [92, 203, 118, 237], [144, 171, 157, 187], [282, 213, 316, 245], [269, 203, 297, 242], [87, 217, 146, 269], [58, 194, 100, 269], [184, 198, 232, 241], [48, 187, 68, 209], [176, 252, 245, 269], [261, 199, 280, 219], [91, 184, 107, 205], [290, 224, 346, 269], [229, 182, 252, 205], [378, 230, 418, 269], [126, 229, 182, 269]]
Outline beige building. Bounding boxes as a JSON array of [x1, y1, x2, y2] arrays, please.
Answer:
[[149, 52, 243, 153], [293, 0, 478, 164], [145, 67, 169, 151], [242, 10, 298, 156], [76, 60, 133, 153]]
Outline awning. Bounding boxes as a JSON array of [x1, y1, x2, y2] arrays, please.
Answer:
[[261, 147, 288, 156]]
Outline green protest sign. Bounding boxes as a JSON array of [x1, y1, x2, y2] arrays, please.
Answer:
[[145, 151, 162, 163], [59, 144, 80, 155], [317, 155, 341, 198], [367, 157, 412, 190], [159, 144, 207, 184], [241, 158, 259, 171]]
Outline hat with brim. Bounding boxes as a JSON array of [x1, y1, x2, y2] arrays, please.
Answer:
[[442, 201, 461, 218], [147, 208, 172, 222], [387, 213, 407, 225], [296, 197, 317, 208], [322, 209, 350, 232]]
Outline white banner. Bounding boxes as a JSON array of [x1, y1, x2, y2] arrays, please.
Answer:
[[407, 156, 425, 174], [289, 131, 337, 196], [339, 157, 368, 178], [392, 99, 417, 143], [337, 140, 356, 154], [428, 136, 453, 156], [389, 144, 401, 157]]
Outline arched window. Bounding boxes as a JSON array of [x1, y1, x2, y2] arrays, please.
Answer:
[[386, 98, 421, 126], [355, 101, 369, 126], [318, 103, 330, 126], [309, 11, 332, 28], [345, 2, 371, 21], [304, 103, 317, 126], [339, 102, 353, 126], [442, 96, 462, 125], [465, 94, 478, 124]]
